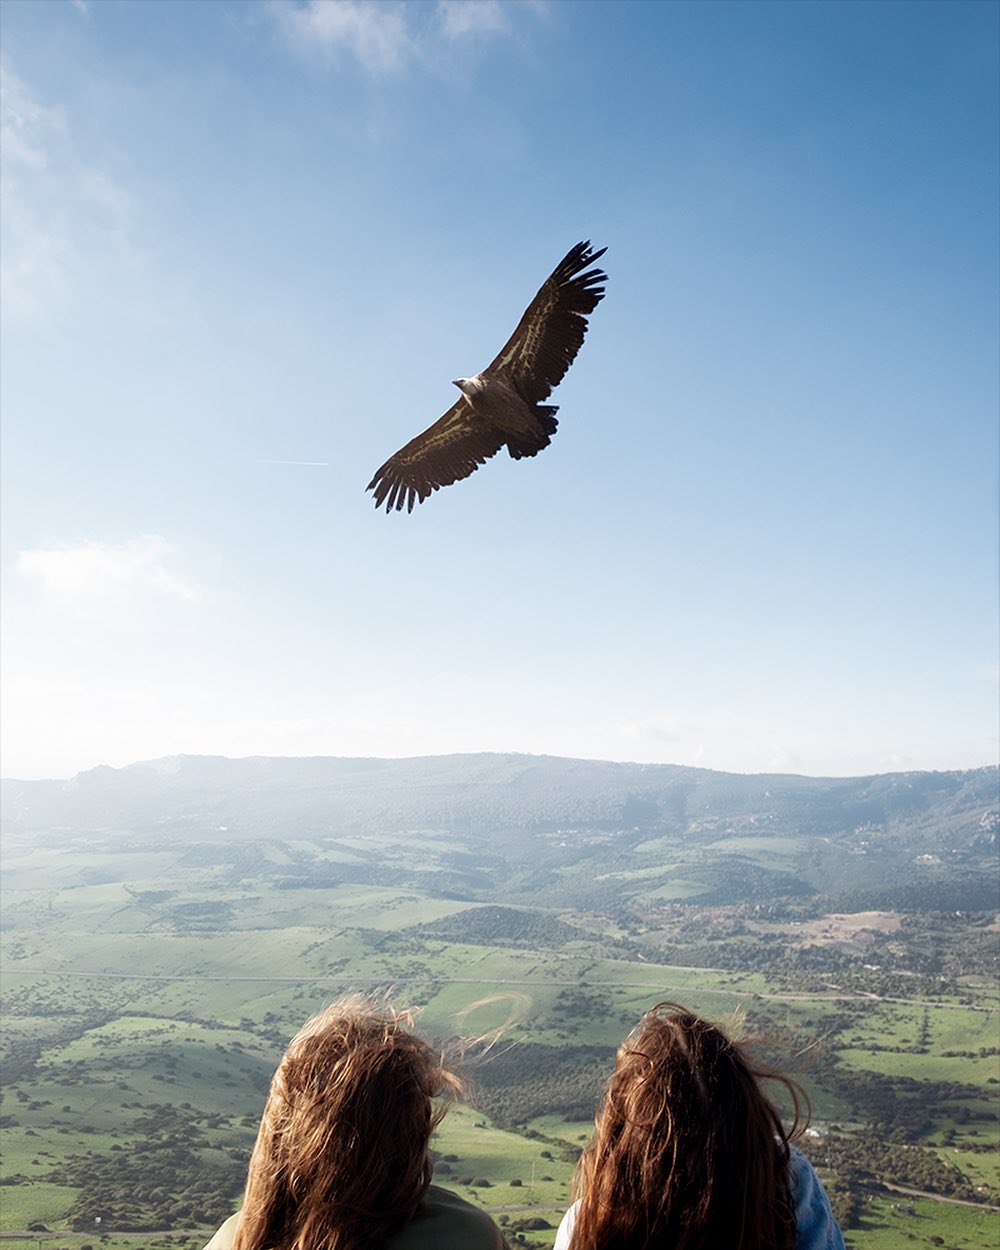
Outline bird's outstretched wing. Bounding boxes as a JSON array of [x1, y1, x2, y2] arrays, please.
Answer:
[[485, 240, 607, 405], [367, 400, 507, 513]]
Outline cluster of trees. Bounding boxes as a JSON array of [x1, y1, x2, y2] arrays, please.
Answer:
[[822, 875, 1000, 915], [413, 906, 588, 949], [801, 1130, 994, 1207], [1, 1011, 114, 1085], [820, 1067, 993, 1143], [470, 1043, 612, 1129], [550, 987, 615, 1036], [688, 857, 815, 905], [40, 1141, 243, 1232], [629, 902, 998, 989]]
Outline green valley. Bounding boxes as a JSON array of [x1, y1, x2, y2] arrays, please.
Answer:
[[1, 754, 997, 1249]]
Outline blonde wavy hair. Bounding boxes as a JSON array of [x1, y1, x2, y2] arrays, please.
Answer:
[[232, 996, 463, 1250], [569, 1004, 808, 1250]]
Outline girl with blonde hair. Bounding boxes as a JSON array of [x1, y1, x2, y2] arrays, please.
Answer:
[[204, 996, 504, 1250], [555, 1004, 844, 1250]]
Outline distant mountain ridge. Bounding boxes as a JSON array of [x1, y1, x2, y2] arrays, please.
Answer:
[[2, 753, 996, 847]]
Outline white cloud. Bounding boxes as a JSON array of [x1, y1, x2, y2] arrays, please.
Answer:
[[0, 60, 136, 323], [277, 1, 413, 74], [0, 60, 64, 169], [15, 536, 199, 610], [0, 62, 68, 318], [436, 0, 509, 39], [272, 0, 540, 74]]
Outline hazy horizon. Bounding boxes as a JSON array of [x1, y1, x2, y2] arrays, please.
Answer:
[[3, 1, 997, 782], [3, 745, 997, 787]]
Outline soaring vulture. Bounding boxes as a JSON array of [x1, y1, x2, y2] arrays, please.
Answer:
[[367, 240, 607, 512]]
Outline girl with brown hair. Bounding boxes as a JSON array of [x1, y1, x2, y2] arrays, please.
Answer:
[[554, 1004, 844, 1250], [203, 995, 504, 1250]]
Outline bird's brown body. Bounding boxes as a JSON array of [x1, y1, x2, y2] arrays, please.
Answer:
[[367, 241, 607, 512], [455, 374, 553, 450]]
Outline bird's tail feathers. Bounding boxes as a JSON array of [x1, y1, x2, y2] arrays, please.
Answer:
[[507, 406, 558, 460], [536, 405, 559, 436]]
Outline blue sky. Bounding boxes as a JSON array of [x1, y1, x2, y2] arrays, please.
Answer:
[[2, 0, 997, 780]]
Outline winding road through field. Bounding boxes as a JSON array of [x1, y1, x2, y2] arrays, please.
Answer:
[[2, 967, 996, 1013]]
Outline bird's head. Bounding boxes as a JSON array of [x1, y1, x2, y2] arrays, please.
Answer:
[[452, 376, 481, 397]]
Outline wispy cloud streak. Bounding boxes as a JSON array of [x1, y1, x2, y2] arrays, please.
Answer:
[[436, 1, 510, 39], [276, 0, 413, 74], [0, 60, 136, 323], [272, 0, 542, 74]]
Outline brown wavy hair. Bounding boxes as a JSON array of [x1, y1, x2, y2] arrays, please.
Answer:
[[232, 996, 463, 1250], [568, 1004, 808, 1250]]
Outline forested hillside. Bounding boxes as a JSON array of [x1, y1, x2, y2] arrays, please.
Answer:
[[4, 754, 995, 839], [3, 754, 996, 914]]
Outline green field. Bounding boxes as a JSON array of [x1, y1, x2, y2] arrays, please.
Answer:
[[2, 828, 997, 1249], [842, 1193, 1000, 1250]]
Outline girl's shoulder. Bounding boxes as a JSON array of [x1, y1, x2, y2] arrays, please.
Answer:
[[789, 1146, 846, 1250], [201, 1212, 240, 1250]]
